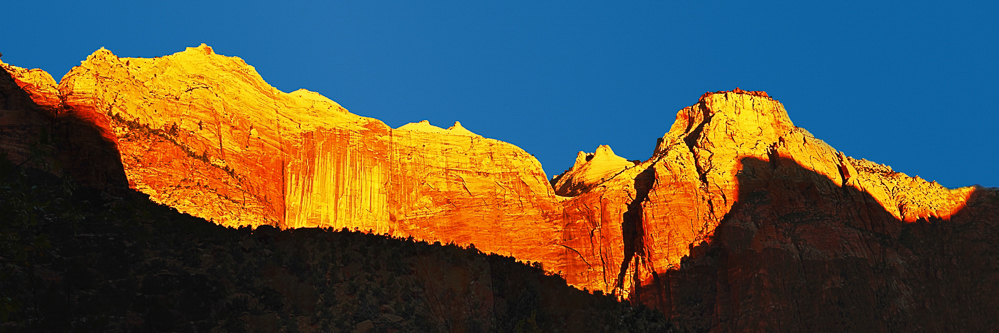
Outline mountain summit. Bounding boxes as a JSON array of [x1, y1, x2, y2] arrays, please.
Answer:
[[2, 46, 996, 331]]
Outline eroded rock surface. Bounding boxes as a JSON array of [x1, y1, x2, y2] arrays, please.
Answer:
[[552, 89, 994, 331], [551, 145, 635, 196], [3, 49, 996, 331], [14, 45, 561, 265]]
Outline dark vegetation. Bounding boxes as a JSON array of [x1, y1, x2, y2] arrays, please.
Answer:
[[0, 156, 675, 332]]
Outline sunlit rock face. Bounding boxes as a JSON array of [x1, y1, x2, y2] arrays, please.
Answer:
[[0, 60, 128, 189], [551, 145, 635, 196], [551, 89, 992, 330], [49, 45, 560, 263], [562, 90, 999, 331], [4, 47, 997, 331]]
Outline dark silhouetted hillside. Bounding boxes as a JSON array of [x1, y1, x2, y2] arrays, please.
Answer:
[[0, 158, 675, 332]]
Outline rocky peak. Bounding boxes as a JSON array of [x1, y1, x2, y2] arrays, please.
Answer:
[[192, 43, 215, 55], [551, 145, 635, 196], [446, 121, 478, 136], [3, 49, 997, 331], [28, 45, 558, 267], [0, 61, 62, 113], [396, 120, 480, 137], [0, 61, 128, 189], [657, 89, 794, 157], [555, 87, 983, 306]]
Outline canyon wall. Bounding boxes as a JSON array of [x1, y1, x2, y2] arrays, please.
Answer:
[[3, 47, 996, 331], [548, 89, 996, 331], [551, 90, 978, 300], [32, 45, 561, 265]]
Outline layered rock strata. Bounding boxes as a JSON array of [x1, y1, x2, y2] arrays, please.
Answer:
[[547, 89, 995, 331], [6, 45, 560, 265], [551, 89, 978, 299], [3, 48, 996, 331]]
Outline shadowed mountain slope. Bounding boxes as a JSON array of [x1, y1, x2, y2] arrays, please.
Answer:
[[0, 159, 673, 332], [643, 156, 998, 331], [2, 47, 997, 331]]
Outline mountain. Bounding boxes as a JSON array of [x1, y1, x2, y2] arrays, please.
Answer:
[[0, 158, 672, 332], [557, 89, 998, 331], [2, 46, 997, 331]]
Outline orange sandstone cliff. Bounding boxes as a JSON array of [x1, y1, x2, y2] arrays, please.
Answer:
[[3, 47, 997, 331], [553, 89, 976, 295], [550, 90, 996, 331]]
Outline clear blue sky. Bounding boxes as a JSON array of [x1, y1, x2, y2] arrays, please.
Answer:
[[2, 1, 996, 187]]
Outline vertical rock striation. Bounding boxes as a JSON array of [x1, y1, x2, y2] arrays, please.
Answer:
[[3, 47, 996, 331], [49, 45, 559, 264], [550, 89, 992, 331]]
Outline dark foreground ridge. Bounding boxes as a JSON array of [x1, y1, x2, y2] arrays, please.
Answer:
[[0, 159, 674, 332]]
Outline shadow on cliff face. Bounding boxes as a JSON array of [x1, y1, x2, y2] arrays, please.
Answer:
[[640, 156, 999, 332], [0, 158, 676, 332], [617, 166, 656, 294], [0, 66, 127, 190]]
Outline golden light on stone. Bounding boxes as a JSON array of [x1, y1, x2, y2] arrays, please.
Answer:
[[0, 46, 978, 305]]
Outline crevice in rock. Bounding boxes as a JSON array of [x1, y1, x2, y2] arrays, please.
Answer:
[[684, 104, 713, 193], [615, 165, 656, 294], [559, 244, 592, 270], [837, 154, 849, 189], [682, 104, 712, 155]]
